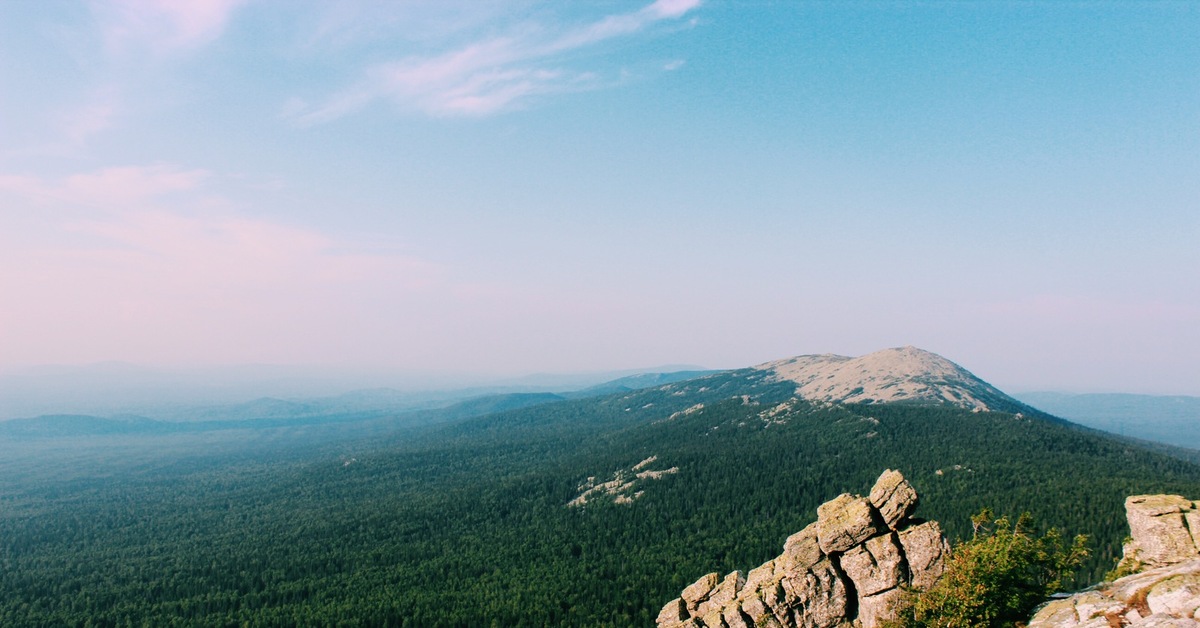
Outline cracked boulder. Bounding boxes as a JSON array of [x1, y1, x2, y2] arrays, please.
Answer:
[[1125, 495, 1200, 569]]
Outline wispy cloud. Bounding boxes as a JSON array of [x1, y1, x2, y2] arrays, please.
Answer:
[[91, 0, 248, 55], [0, 164, 210, 209], [285, 0, 701, 123], [59, 87, 121, 147]]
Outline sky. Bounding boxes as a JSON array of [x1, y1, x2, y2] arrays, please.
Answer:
[[1, 1, 1197, 396]]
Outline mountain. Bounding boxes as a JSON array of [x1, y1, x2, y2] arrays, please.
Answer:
[[565, 369, 721, 398], [3, 347, 1199, 626], [1015, 392, 1200, 450], [758, 346, 1036, 414]]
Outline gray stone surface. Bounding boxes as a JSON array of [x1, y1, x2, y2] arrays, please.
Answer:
[[898, 520, 951, 591], [816, 494, 882, 554], [1126, 495, 1200, 568], [657, 470, 947, 628], [869, 469, 919, 529], [840, 533, 905, 597]]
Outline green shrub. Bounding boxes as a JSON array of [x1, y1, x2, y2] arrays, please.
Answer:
[[888, 510, 1089, 628]]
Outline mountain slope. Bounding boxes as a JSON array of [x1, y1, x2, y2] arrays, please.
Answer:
[[2, 349, 1198, 626], [758, 346, 1036, 414]]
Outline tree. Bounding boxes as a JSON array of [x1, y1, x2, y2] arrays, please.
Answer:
[[890, 509, 1089, 628]]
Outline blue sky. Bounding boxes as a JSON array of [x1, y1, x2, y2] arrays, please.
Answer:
[[1, 1, 1197, 394]]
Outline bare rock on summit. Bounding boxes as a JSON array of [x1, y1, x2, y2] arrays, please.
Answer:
[[657, 470, 948, 628]]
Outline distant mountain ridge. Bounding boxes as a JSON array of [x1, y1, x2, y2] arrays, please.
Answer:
[[1015, 391, 1200, 450], [757, 346, 1036, 414]]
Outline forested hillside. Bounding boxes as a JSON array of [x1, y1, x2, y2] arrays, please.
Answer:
[[3, 370, 1199, 626]]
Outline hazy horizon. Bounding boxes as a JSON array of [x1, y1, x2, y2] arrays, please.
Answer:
[[3, 2, 1197, 399]]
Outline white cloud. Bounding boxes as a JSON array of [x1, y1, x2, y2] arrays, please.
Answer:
[[285, 0, 701, 123], [91, 0, 248, 55], [0, 164, 210, 210]]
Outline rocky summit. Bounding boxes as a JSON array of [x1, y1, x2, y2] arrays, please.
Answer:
[[1031, 494, 1200, 628], [656, 470, 949, 628], [756, 346, 1033, 413]]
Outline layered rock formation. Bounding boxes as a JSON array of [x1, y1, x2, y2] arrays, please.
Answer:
[[1030, 494, 1200, 628], [657, 470, 949, 628]]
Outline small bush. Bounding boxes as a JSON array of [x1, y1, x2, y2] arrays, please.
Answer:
[[888, 509, 1089, 628]]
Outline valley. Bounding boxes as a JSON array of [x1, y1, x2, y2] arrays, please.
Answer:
[[3, 349, 1200, 626]]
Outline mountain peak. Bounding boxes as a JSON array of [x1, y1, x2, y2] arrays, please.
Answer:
[[755, 346, 1026, 413]]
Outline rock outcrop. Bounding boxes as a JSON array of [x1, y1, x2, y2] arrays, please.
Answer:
[[1029, 493, 1200, 628], [657, 470, 949, 628], [755, 346, 1034, 414]]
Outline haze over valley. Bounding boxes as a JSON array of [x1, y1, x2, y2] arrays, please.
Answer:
[[1, 1, 1197, 626]]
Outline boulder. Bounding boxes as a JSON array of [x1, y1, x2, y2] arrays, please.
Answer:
[[840, 533, 905, 597], [898, 521, 951, 591], [816, 494, 882, 554], [658, 598, 688, 625], [778, 559, 849, 628], [722, 604, 755, 628], [696, 572, 744, 617], [858, 588, 905, 628], [682, 572, 720, 613], [1126, 495, 1200, 568], [777, 525, 824, 576], [869, 469, 919, 529]]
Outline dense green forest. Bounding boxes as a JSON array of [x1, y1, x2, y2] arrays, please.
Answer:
[[3, 370, 1200, 626]]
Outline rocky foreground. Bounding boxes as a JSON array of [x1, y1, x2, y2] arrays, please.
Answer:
[[659, 474, 1200, 628], [1030, 495, 1200, 628], [656, 470, 950, 628]]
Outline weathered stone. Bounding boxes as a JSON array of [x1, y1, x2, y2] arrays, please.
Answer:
[[841, 532, 905, 597], [1028, 598, 1079, 628], [869, 469, 919, 529], [1029, 558, 1200, 627], [858, 588, 905, 628], [741, 596, 784, 628], [658, 597, 688, 625], [696, 571, 744, 618], [658, 470, 948, 628], [1136, 613, 1200, 628], [1072, 591, 1126, 623], [1148, 573, 1200, 617], [816, 494, 883, 554], [722, 604, 754, 628], [779, 559, 849, 628], [745, 560, 776, 593], [1110, 561, 1200, 604], [683, 572, 721, 612], [1187, 505, 1200, 558], [1030, 590, 1126, 628], [898, 520, 950, 591], [1126, 495, 1200, 567], [778, 524, 824, 575], [701, 608, 727, 628]]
